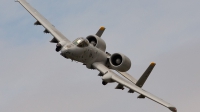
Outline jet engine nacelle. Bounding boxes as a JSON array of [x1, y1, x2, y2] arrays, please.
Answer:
[[109, 53, 131, 72], [86, 35, 106, 51]]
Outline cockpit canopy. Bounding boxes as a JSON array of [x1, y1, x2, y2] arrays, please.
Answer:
[[73, 37, 89, 47]]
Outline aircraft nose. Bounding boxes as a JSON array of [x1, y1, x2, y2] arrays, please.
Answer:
[[60, 44, 72, 55]]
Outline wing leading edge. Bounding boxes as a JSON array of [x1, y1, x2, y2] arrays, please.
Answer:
[[92, 62, 177, 112], [16, 0, 71, 43]]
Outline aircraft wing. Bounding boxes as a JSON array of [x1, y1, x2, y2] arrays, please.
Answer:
[[16, 0, 70, 43], [92, 62, 177, 112], [117, 71, 137, 84]]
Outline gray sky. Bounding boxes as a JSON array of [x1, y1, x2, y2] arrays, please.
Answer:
[[0, 0, 200, 112]]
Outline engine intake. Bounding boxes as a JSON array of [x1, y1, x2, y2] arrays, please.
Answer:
[[86, 35, 106, 51], [109, 53, 131, 72]]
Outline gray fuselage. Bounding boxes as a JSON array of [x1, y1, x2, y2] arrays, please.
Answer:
[[60, 42, 108, 69]]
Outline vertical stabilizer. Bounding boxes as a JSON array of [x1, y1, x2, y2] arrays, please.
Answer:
[[96, 26, 105, 37], [136, 62, 156, 87]]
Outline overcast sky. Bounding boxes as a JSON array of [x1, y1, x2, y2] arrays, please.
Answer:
[[0, 0, 200, 112]]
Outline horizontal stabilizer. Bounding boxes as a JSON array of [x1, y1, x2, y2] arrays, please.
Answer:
[[136, 62, 156, 87], [96, 26, 105, 37]]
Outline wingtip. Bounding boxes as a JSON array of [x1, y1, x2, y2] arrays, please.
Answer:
[[169, 107, 177, 112]]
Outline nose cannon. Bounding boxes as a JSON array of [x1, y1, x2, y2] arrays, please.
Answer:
[[60, 46, 70, 59], [60, 43, 74, 58]]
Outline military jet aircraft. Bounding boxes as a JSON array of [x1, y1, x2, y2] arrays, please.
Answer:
[[16, 0, 177, 112]]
